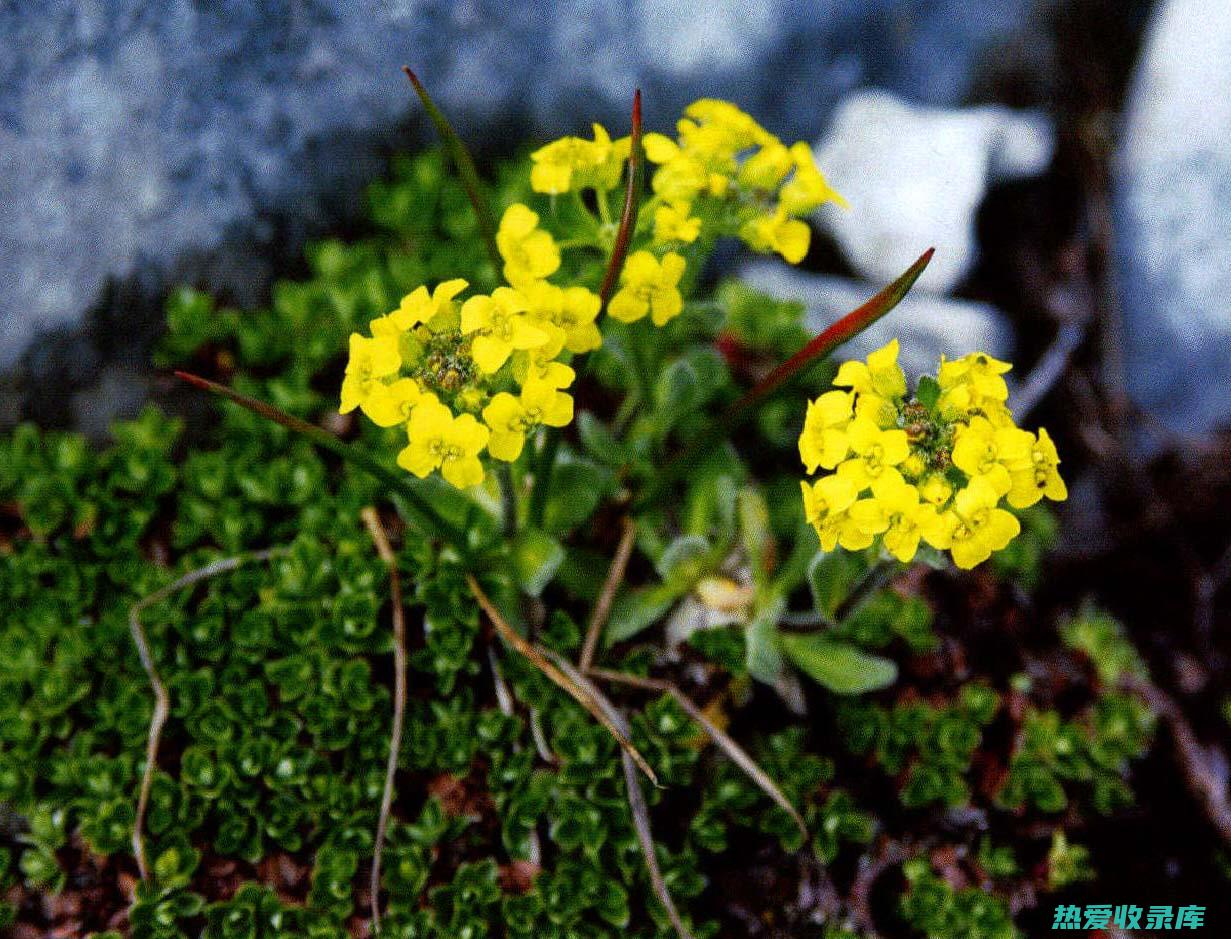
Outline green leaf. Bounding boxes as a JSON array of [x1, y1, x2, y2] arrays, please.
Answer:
[[605, 583, 679, 645], [745, 597, 787, 686], [915, 374, 941, 411], [542, 460, 608, 535], [656, 535, 712, 584], [511, 528, 565, 598], [806, 550, 865, 618], [654, 357, 701, 418], [737, 487, 773, 586], [577, 412, 627, 467], [780, 634, 898, 694]]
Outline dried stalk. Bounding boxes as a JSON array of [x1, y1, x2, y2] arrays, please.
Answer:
[[129, 549, 280, 882], [467, 574, 658, 786], [579, 517, 637, 672], [545, 652, 694, 939], [589, 667, 806, 839], [1123, 674, 1231, 846], [361, 507, 409, 933]]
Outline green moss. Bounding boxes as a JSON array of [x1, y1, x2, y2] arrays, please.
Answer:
[[901, 857, 1019, 939], [838, 683, 999, 809], [0, 147, 1157, 937]]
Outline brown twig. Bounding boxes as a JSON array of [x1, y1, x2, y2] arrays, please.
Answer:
[[579, 517, 637, 672], [544, 653, 694, 939], [129, 549, 281, 883], [1122, 674, 1231, 846], [589, 667, 807, 838], [467, 574, 659, 786], [361, 507, 409, 934]]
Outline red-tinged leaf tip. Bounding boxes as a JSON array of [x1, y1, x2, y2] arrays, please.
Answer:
[[401, 65, 420, 87], [174, 370, 210, 390], [736, 246, 935, 411], [633, 88, 642, 128]]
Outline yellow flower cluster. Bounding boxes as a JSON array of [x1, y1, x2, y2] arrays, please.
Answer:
[[798, 341, 1066, 569], [339, 204, 597, 488], [642, 99, 846, 263], [344, 100, 849, 487]]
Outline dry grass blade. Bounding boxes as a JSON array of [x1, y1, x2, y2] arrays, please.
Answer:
[[129, 549, 281, 882], [466, 574, 659, 786], [589, 667, 807, 839], [579, 516, 637, 672], [361, 507, 409, 934], [543, 653, 694, 939]]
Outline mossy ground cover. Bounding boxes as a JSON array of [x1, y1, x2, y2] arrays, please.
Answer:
[[0, 149, 1172, 938]]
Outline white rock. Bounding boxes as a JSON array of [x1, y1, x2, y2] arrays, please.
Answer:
[[739, 261, 1014, 381], [1116, 0, 1231, 434], [813, 89, 1054, 293]]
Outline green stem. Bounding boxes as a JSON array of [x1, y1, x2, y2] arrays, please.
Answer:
[[834, 558, 900, 623], [175, 372, 473, 559], [527, 429, 561, 528], [497, 463, 519, 538]]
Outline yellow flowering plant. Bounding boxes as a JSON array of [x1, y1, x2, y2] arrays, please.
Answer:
[[336, 95, 847, 499], [172, 80, 1077, 935], [799, 341, 1066, 569]]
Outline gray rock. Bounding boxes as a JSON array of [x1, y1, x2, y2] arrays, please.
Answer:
[[739, 261, 1014, 381], [1116, 0, 1231, 434], [813, 90, 1054, 293], [0, 0, 1040, 401]]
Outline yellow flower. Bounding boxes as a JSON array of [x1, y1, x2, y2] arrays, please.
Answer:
[[339, 333, 400, 414], [952, 416, 1033, 497], [650, 153, 708, 203], [938, 352, 1012, 403], [778, 142, 847, 216], [918, 473, 954, 508], [529, 124, 612, 194], [679, 99, 770, 157], [653, 201, 702, 245], [643, 132, 682, 164], [834, 339, 908, 402], [360, 377, 422, 428], [482, 376, 574, 462], [497, 204, 560, 286], [847, 479, 926, 562], [836, 416, 910, 496], [800, 475, 860, 551], [522, 280, 602, 354], [798, 390, 853, 472], [738, 140, 792, 190], [739, 209, 811, 264], [1007, 427, 1067, 508], [607, 251, 687, 326], [922, 477, 1021, 570], [374, 279, 468, 335], [460, 287, 549, 374], [396, 396, 489, 489]]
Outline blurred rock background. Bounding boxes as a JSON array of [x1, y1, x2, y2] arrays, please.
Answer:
[[5, 0, 1227, 443], [2, 0, 1049, 430]]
